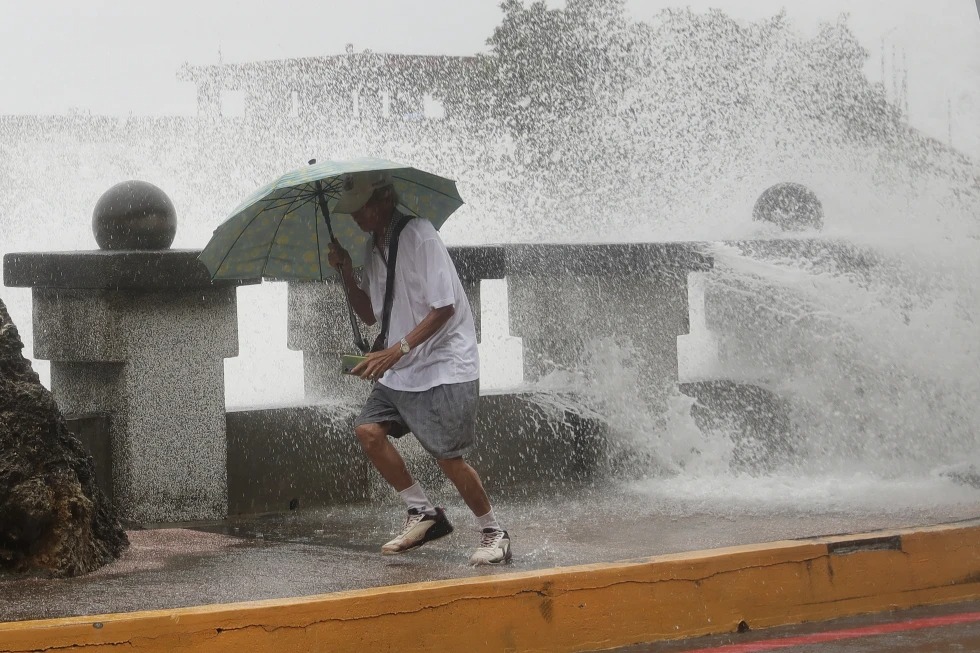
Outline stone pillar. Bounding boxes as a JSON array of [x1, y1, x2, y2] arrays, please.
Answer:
[[287, 246, 504, 399], [3, 250, 252, 524], [506, 243, 713, 403]]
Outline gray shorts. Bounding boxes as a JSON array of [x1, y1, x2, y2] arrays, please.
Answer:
[[353, 380, 480, 460]]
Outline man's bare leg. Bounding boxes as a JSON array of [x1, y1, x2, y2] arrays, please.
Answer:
[[356, 422, 454, 555], [437, 457, 492, 517], [355, 422, 414, 491], [440, 457, 511, 565]]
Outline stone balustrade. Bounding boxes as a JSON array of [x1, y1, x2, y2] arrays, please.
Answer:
[[697, 239, 876, 382], [7, 241, 716, 522], [504, 243, 713, 405]]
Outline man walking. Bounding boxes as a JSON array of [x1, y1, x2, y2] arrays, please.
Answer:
[[326, 170, 511, 566]]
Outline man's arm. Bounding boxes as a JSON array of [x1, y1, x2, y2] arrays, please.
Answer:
[[402, 304, 455, 351], [339, 264, 376, 326], [350, 304, 454, 380], [327, 240, 375, 325]]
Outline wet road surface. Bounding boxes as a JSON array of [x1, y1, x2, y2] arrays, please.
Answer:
[[0, 486, 976, 623]]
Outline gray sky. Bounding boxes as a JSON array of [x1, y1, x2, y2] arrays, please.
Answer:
[[1, 0, 978, 155]]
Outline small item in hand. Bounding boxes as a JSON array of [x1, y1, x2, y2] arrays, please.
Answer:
[[341, 354, 367, 375]]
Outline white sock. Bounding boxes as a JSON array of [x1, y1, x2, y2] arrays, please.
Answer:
[[475, 508, 502, 532], [398, 482, 436, 516]]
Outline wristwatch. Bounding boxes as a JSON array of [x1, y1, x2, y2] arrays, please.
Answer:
[[399, 338, 411, 355]]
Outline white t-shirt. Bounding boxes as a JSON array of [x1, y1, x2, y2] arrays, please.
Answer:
[[359, 216, 480, 391]]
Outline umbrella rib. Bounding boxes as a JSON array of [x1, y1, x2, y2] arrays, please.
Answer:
[[214, 189, 309, 278], [212, 208, 274, 279], [216, 188, 309, 236], [320, 177, 344, 196], [260, 188, 317, 212], [390, 173, 463, 204], [261, 191, 309, 205], [259, 191, 311, 277], [270, 184, 316, 199], [260, 197, 310, 213]]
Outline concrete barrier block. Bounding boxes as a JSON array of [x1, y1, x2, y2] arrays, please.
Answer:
[[226, 405, 370, 514], [224, 390, 608, 514]]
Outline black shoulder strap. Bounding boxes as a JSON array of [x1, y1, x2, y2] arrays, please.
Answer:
[[373, 214, 414, 352]]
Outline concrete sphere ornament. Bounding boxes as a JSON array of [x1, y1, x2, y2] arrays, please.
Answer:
[[752, 182, 824, 232], [92, 180, 177, 250]]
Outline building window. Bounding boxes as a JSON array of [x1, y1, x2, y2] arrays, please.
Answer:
[[423, 94, 445, 120], [223, 90, 246, 118]]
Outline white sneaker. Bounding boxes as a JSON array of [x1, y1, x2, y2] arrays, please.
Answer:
[[469, 528, 512, 566], [381, 507, 453, 555]]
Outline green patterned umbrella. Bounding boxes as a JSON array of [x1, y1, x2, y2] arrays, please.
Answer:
[[199, 157, 464, 281]]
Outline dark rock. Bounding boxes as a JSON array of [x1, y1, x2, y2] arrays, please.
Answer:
[[0, 298, 127, 577], [943, 465, 980, 489], [679, 380, 799, 472]]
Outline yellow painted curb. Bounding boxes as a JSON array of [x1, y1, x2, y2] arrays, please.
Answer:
[[1, 521, 978, 653]]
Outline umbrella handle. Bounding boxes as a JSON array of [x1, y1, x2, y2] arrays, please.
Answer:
[[314, 179, 369, 354], [314, 180, 339, 243], [309, 163, 338, 244]]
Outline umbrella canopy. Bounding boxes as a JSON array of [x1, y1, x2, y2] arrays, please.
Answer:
[[199, 157, 464, 281]]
